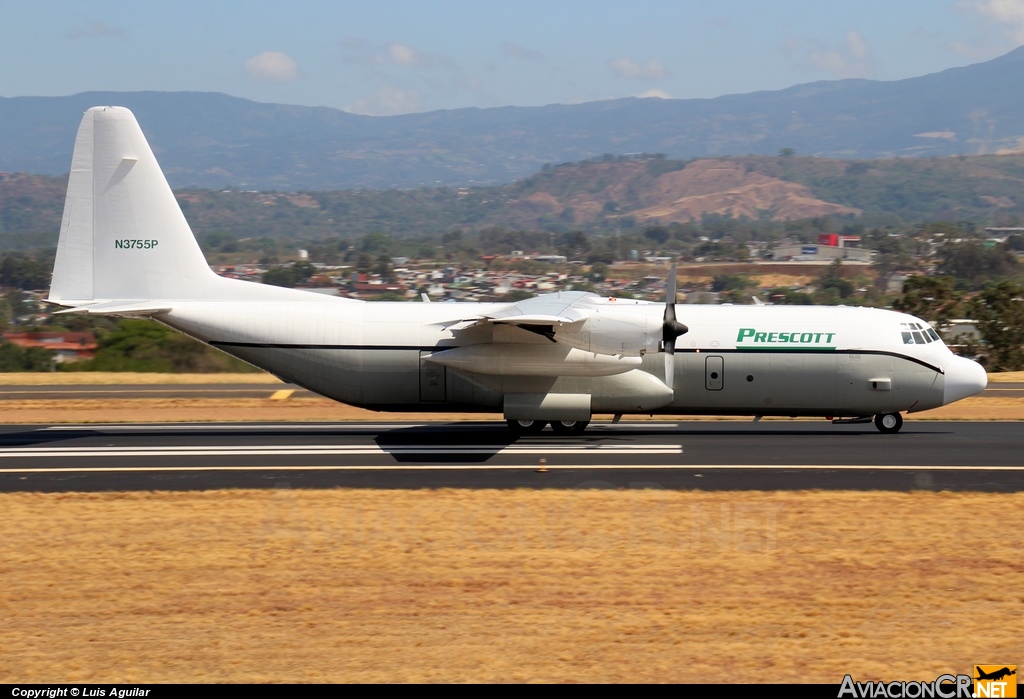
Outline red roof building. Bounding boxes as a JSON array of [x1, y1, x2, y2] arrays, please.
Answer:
[[2, 332, 98, 362]]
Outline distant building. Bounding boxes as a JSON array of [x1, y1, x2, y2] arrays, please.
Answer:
[[817, 233, 862, 248], [346, 282, 408, 299], [2, 332, 98, 363], [534, 254, 568, 264], [770, 242, 873, 263]]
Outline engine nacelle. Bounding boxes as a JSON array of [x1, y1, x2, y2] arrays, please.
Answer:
[[553, 308, 662, 357]]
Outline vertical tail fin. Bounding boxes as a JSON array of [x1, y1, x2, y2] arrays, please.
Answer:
[[49, 106, 222, 305]]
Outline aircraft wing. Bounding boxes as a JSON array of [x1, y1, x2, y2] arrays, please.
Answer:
[[467, 291, 594, 331], [447, 290, 658, 358]]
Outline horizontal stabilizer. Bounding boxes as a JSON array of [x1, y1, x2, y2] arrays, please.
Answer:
[[50, 300, 172, 317]]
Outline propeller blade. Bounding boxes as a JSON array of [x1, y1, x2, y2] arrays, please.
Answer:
[[667, 264, 677, 306], [664, 300, 676, 325], [661, 264, 688, 391], [664, 340, 675, 387]]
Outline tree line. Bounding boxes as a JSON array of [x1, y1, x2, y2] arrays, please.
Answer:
[[896, 276, 1024, 371]]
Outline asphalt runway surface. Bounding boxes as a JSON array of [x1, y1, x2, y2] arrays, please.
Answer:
[[1, 420, 1022, 493]]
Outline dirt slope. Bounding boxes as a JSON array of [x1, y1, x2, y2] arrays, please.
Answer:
[[508, 159, 861, 224]]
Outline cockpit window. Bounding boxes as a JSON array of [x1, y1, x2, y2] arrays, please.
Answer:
[[900, 322, 940, 345]]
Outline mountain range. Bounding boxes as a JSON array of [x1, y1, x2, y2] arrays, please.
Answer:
[[3, 47, 1024, 191]]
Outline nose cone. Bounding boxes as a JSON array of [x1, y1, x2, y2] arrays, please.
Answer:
[[943, 356, 988, 405]]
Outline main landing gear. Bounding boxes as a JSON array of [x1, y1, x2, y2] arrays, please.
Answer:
[[506, 419, 545, 435], [833, 413, 905, 433], [874, 412, 903, 434], [505, 419, 590, 435], [550, 419, 590, 435]]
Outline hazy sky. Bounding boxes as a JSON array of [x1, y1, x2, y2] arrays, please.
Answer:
[[3, 0, 1024, 115]]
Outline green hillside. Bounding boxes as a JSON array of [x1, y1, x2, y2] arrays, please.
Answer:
[[3, 152, 1024, 254]]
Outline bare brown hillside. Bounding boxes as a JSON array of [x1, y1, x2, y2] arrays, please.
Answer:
[[634, 160, 862, 222], [508, 159, 861, 225]]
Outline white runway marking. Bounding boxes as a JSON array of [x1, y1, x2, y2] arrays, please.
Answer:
[[0, 444, 684, 458], [39, 422, 686, 431], [3, 464, 1024, 474]]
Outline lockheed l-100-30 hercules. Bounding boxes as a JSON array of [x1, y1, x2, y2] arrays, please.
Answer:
[[46, 107, 987, 433]]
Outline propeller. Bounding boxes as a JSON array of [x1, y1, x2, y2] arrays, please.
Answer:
[[662, 265, 689, 390]]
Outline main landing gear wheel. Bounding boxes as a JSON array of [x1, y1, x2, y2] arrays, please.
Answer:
[[550, 420, 590, 435], [874, 412, 903, 434], [506, 419, 546, 435]]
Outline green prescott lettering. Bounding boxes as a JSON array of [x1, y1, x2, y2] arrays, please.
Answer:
[[114, 239, 159, 249], [736, 328, 836, 344]]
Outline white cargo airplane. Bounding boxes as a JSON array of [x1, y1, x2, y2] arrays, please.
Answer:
[[46, 107, 988, 434]]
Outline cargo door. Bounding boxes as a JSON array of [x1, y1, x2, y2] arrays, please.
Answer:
[[705, 355, 724, 391]]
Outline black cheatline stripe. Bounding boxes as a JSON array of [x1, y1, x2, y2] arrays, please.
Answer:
[[211, 341, 944, 375], [677, 347, 943, 374]]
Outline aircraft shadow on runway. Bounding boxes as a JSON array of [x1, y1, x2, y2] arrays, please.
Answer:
[[374, 423, 520, 463], [372, 422, 680, 463], [0, 428, 104, 447]]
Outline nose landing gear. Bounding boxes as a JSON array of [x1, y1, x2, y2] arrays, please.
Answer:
[[874, 412, 903, 434]]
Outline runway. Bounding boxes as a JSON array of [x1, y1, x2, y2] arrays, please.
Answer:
[[1, 420, 1022, 492]]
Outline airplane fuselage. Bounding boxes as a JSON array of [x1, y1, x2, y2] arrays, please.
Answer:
[[156, 294, 973, 419]]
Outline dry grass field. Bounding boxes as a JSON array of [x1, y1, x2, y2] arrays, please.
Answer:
[[0, 490, 1021, 683], [0, 372, 1021, 683]]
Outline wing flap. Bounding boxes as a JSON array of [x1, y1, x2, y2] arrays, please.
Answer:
[[491, 313, 588, 329]]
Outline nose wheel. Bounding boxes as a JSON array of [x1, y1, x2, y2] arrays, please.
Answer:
[[874, 412, 903, 434]]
